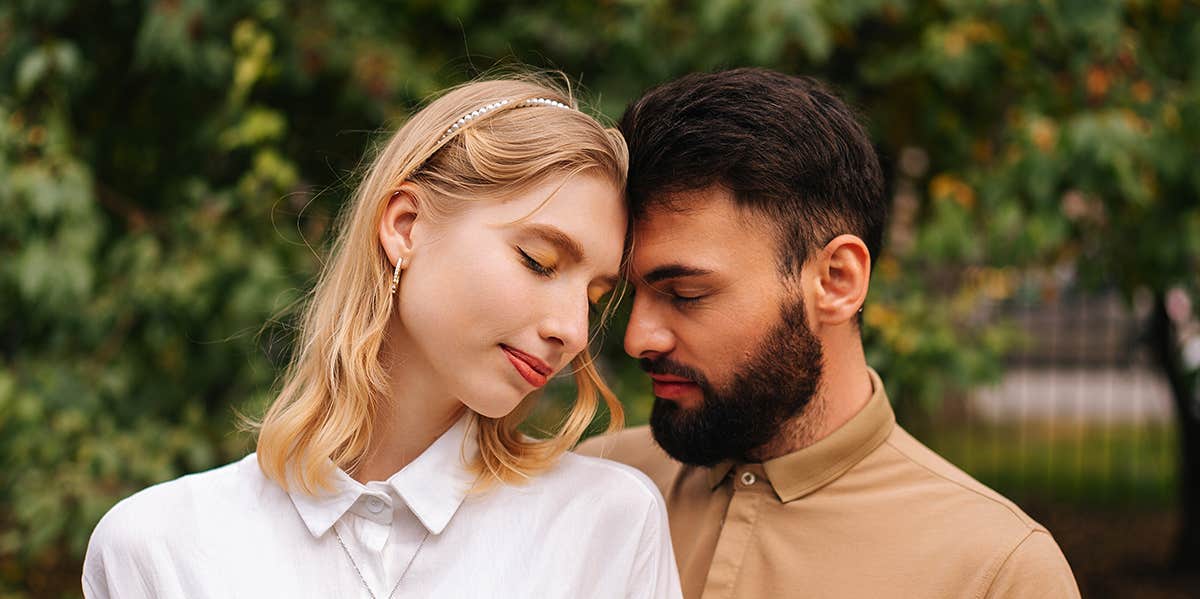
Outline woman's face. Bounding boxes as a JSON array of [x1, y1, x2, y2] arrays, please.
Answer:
[[394, 172, 625, 418]]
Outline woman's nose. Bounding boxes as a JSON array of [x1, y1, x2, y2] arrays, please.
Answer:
[[538, 292, 589, 357]]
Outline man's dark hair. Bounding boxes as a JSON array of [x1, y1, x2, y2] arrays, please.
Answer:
[[619, 68, 887, 274]]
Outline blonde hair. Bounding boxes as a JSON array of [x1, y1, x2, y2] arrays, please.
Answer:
[[255, 76, 628, 495]]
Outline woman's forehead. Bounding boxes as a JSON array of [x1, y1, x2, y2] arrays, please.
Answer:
[[480, 173, 625, 263]]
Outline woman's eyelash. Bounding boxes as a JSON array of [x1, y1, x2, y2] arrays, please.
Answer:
[[518, 248, 555, 277]]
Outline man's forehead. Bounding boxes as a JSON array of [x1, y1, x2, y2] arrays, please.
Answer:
[[635, 189, 767, 243], [637, 185, 768, 226], [638, 186, 729, 218], [630, 189, 775, 275]]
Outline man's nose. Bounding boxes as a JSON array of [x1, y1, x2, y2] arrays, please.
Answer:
[[624, 294, 674, 358]]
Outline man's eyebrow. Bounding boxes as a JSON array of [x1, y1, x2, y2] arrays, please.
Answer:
[[642, 264, 713, 285]]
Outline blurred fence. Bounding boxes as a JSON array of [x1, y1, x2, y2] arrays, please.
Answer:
[[923, 289, 1177, 507]]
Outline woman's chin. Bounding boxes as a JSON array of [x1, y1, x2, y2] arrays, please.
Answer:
[[463, 394, 526, 420]]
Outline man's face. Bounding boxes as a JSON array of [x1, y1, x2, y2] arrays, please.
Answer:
[[625, 187, 825, 466]]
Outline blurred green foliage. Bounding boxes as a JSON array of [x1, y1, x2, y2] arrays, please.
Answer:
[[930, 423, 1178, 508], [2, 0, 1198, 596]]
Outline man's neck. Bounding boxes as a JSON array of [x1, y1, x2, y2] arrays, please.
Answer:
[[747, 358, 874, 462]]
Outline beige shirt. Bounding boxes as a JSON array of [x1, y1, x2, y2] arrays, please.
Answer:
[[578, 369, 1080, 598]]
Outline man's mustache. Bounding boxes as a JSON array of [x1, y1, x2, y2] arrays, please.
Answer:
[[639, 357, 710, 387]]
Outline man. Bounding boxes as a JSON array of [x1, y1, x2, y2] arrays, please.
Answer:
[[578, 68, 1080, 598]]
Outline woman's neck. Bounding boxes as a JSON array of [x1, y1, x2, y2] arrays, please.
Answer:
[[351, 325, 467, 484]]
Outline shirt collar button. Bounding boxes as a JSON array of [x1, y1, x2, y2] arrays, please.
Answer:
[[366, 496, 386, 514]]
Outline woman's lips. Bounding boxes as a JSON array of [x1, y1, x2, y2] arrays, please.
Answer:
[[501, 345, 550, 388]]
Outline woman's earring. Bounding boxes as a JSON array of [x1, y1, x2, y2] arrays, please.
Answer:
[[389, 257, 404, 295]]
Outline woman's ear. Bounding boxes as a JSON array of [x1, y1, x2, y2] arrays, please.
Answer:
[[378, 182, 422, 268], [811, 234, 871, 326]]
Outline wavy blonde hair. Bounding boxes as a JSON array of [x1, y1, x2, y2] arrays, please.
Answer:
[[256, 76, 628, 495]]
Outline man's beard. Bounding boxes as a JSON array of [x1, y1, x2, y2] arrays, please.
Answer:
[[644, 296, 824, 466]]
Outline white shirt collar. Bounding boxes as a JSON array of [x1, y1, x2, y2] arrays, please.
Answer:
[[287, 412, 479, 538]]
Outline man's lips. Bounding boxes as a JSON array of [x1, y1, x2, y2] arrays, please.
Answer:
[[649, 374, 693, 383], [501, 345, 551, 388], [649, 374, 699, 400]]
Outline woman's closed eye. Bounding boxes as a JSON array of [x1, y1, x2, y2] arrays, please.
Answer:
[[517, 247, 556, 277]]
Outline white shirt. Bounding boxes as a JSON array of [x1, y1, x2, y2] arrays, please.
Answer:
[[82, 415, 682, 598]]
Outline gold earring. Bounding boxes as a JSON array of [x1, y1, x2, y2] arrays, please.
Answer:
[[389, 257, 404, 295]]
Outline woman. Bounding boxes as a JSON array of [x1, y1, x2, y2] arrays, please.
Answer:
[[83, 77, 681, 598]]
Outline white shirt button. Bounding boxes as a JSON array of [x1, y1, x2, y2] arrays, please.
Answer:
[[365, 496, 385, 513], [740, 472, 756, 486]]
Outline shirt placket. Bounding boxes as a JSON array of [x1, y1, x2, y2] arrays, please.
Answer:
[[700, 464, 768, 599], [341, 491, 396, 594]]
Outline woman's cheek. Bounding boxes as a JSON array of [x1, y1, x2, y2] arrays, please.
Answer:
[[480, 261, 539, 329]]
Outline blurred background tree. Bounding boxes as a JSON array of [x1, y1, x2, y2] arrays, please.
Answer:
[[1, 0, 1197, 597]]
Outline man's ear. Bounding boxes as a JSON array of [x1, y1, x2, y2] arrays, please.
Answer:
[[378, 182, 423, 268], [810, 234, 871, 326]]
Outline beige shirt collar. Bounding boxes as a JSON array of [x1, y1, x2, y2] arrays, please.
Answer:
[[707, 367, 895, 502]]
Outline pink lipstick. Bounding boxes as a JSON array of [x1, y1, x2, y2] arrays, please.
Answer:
[[501, 345, 551, 388]]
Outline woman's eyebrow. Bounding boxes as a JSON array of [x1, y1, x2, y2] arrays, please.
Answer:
[[521, 223, 619, 287], [521, 223, 585, 263]]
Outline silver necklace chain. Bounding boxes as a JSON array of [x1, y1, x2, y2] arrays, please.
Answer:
[[333, 525, 430, 599]]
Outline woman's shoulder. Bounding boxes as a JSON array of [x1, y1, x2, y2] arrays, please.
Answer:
[[529, 452, 677, 576], [542, 450, 666, 511], [87, 454, 267, 555]]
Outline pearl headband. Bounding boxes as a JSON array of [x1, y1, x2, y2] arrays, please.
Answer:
[[439, 97, 572, 142]]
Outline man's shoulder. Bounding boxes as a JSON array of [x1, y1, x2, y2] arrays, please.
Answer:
[[879, 426, 1045, 532], [575, 426, 683, 494], [859, 427, 1079, 595], [575, 425, 669, 467]]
